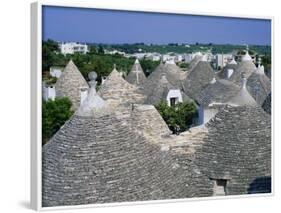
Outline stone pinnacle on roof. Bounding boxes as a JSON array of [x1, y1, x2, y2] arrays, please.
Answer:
[[55, 60, 89, 109], [77, 72, 110, 117], [227, 74, 257, 106], [242, 50, 252, 62]]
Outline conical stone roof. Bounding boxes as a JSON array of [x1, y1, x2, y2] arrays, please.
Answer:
[[125, 59, 147, 86], [188, 54, 203, 71], [227, 77, 257, 107], [229, 59, 256, 84], [183, 61, 215, 101], [55, 60, 89, 109], [145, 75, 193, 106], [131, 104, 172, 143], [98, 67, 146, 106], [42, 91, 206, 206], [246, 68, 271, 105], [146, 62, 184, 88], [197, 79, 240, 106], [194, 105, 271, 195]]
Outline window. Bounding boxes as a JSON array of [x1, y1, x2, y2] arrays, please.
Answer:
[[170, 97, 178, 107], [213, 179, 227, 196]]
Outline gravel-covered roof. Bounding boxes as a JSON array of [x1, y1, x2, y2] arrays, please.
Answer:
[[194, 105, 271, 195], [197, 79, 240, 106], [183, 61, 215, 101], [262, 92, 271, 115], [98, 67, 146, 106], [246, 68, 271, 106], [125, 59, 147, 86], [55, 60, 89, 109]]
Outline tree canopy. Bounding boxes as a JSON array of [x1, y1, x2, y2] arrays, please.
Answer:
[[42, 97, 74, 145], [155, 101, 197, 134]]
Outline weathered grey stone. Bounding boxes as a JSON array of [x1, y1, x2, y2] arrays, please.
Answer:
[[194, 105, 271, 195], [55, 60, 89, 109], [183, 61, 215, 101], [125, 59, 147, 86]]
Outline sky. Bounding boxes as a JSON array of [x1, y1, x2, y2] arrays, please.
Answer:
[[42, 6, 271, 45]]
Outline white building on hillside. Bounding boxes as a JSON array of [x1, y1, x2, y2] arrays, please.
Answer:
[[214, 53, 233, 69], [59, 42, 89, 55]]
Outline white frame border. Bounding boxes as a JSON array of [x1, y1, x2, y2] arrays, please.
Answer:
[[31, 0, 274, 211]]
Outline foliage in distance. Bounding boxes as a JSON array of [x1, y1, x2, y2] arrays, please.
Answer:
[[42, 40, 160, 83]]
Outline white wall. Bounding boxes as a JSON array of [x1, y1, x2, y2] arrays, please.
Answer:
[[198, 106, 219, 125], [166, 89, 183, 106], [42, 85, 56, 101], [80, 88, 89, 105]]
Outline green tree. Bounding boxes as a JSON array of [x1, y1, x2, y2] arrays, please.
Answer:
[[139, 59, 160, 76], [97, 45, 104, 54], [42, 39, 66, 71], [42, 97, 74, 145], [155, 100, 197, 134]]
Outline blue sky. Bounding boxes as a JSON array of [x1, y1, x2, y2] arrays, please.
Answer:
[[42, 6, 271, 45]]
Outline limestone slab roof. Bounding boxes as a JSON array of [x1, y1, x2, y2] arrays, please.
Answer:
[[227, 85, 257, 107], [144, 75, 193, 106], [195, 105, 271, 195], [125, 59, 147, 86], [146, 62, 184, 89], [131, 104, 172, 143], [197, 79, 240, 106], [188, 55, 203, 71], [246, 71, 271, 106], [42, 102, 212, 206], [55, 60, 89, 109], [183, 61, 215, 101], [228, 61, 256, 84], [98, 68, 146, 106]]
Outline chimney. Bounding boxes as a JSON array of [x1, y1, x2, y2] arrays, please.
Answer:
[[241, 73, 247, 89]]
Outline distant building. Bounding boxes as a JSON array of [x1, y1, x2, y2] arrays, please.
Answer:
[[104, 49, 126, 56], [59, 42, 89, 55], [214, 54, 232, 69]]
